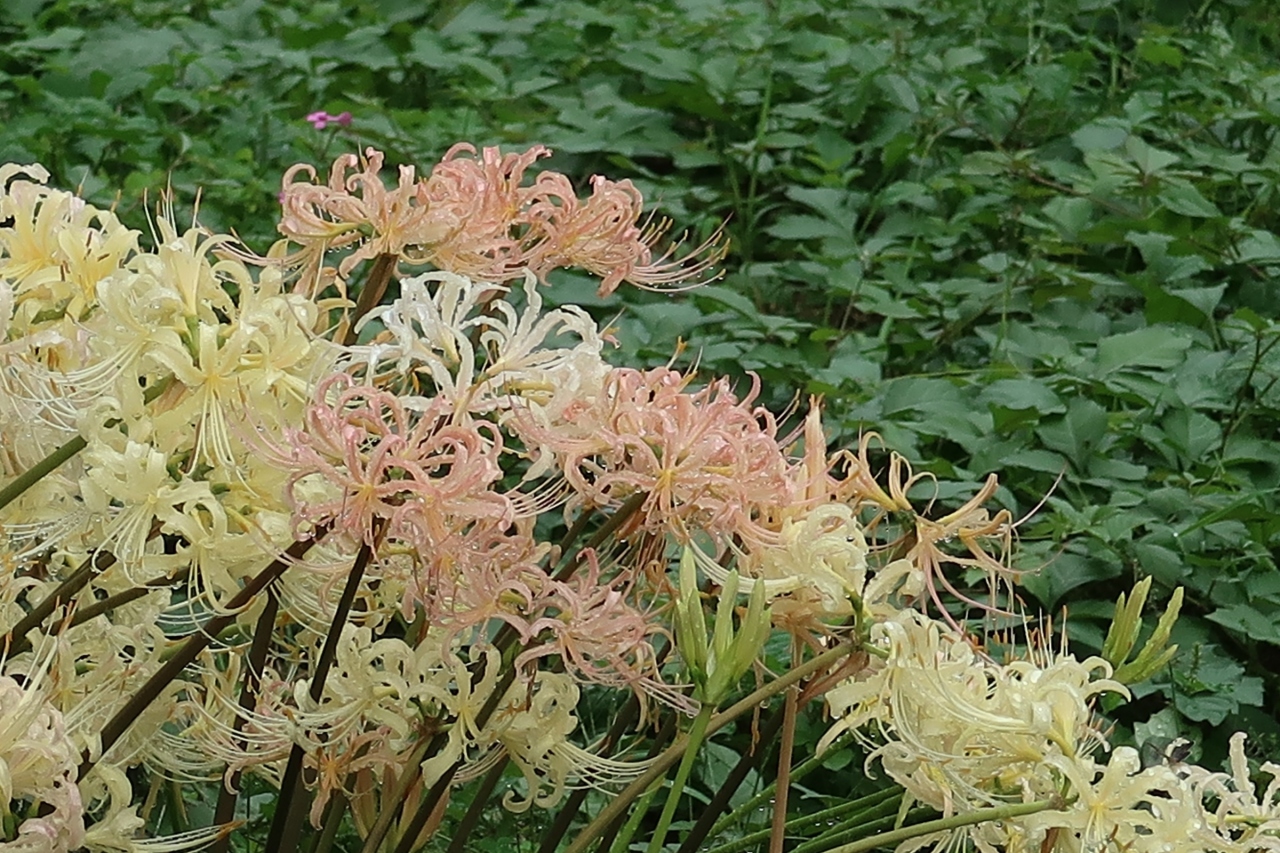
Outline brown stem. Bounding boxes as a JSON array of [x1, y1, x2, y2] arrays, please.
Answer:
[[537, 644, 678, 853], [562, 643, 858, 853], [77, 531, 325, 780], [390, 765, 457, 853], [355, 735, 437, 853], [596, 710, 678, 853], [341, 252, 399, 346], [674, 704, 786, 853], [67, 564, 192, 631], [444, 755, 509, 853], [374, 495, 651, 853], [265, 520, 385, 853], [210, 589, 281, 853], [536, 699, 640, 853], [491, 493, 647, 662], [768, 642, 801, 853], [310, 791, 350, 853], [5, 548, 116, 656]]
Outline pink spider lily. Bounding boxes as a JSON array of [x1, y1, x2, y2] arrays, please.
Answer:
[[269, 374, 511, 547], [419, 142, 552, 281], [521, 551, 691, 716], [528, 367, 794, 547], [523, 173, 727, 296], [276, 148, 452, 279], [409, 516, 552, 650], [263, 144, 725, 292]]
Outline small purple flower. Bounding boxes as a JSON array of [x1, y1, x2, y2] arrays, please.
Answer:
[[306, 110, 353, 130]]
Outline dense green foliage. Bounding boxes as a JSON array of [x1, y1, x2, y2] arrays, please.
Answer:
[[4, 0, 1280, 848]]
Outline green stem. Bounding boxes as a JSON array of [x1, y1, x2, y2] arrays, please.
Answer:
[[824, 799, 1058, 853], [562, 642, 857, 853], [646, 705, 714, 853], [0, 378, 171, 512], [701, 788, 902, 853], [703, 729, 857, 843], [0, 434, 86, 512], [674, 703, 786, 853], [787, 793, 908, 853], [793, 810, 936, 853], [611, 780, 664, 853]]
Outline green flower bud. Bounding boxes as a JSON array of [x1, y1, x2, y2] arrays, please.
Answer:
[[674, 546, 772, 705]]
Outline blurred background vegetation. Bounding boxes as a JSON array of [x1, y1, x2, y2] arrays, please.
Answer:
[[4, 0, 1280, 848]]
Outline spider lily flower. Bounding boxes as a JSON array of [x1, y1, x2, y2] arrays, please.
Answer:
[[523, 173, 727, 296], [265, 144, 725, 292], [0, 653, 86, 853], [535, 367, 794, 546], [267, 373, 511, 547]]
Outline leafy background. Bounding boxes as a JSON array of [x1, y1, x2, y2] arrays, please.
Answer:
[[4, 0, 1280, 848]]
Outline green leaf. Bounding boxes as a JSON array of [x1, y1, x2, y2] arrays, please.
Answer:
[[978, 379, 1066, 414], [1125, 136, 1180, 175], [1020, 547, 1123, 609], [1094, 327, 1192, 375], [1137, 38, 1184, 68], [764, 215, 847, 241], [1158, 181, 1220, 218], [1161, 408, 1222, 463], [1071, 121, 1129, 153], [1206, 605, 1280, 645], [1042, 196, 1094, 237], [876, 73, 919, 112], [1036, 397, 1108, 463], [1234, 229, 1280, 264]]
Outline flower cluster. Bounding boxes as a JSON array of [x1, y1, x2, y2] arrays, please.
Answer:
[[1, 147, 1275, 853], [822, 608, 1280, 852], [273, 144, 725, 293], [0, 664, 85, 853]]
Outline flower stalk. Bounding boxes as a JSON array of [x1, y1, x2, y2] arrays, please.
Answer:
[[820, 799, 1059, 853], [562, 642, 859, 853]]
